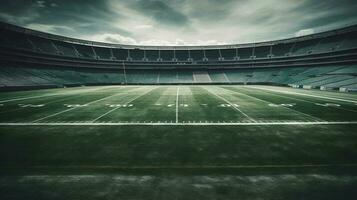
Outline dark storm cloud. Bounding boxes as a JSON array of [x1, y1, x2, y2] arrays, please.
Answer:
[[295, 0, 357, 29], [182, 0, 241, 21], [126, 0, 189, 26], [0, 0, 131, 37], [0, 0, 357, 45]]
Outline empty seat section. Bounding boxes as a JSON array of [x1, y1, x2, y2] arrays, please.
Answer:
[[94, 47, 112, 60], [270, 67, 309, 84], [341, 83, 357, 90], [224, 69, 252, 83], [175, 50, 189, 61], [160, 50, 174, 61], [129, 49, 144, 61], [190, 50, 204, 61], [208, 70, 229, 83], [52, 40, 77, 57], [272, 43, 293, 57], [145, 50, 159, 61], [29, 36, 58, 54], [314, 35, 344, 53], [159, 70, 177, 83], [0, 65, 126, 87], [326, 65, 357, 74], [75, 44, 96, 59], [193, 71, 212, 83], [238, 47, 252, 59], [205, 49, 220, 60], [322, 77, 357, 89], [178, 70, 193, 83], [289, 66, 343, 84], [0, 30, 33, 50], [291, 39, 320, 55], [220, 48, 236, 60], [113, 49, 128, 60], [340, 31, 357, 50], [126, 70, 157, 83], [310, 75, 354, 87], [254, 46, 270, 58], [250, 69, 277, 83]]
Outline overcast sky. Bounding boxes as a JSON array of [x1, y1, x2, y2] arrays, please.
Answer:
[[0, 0, 357, 46]]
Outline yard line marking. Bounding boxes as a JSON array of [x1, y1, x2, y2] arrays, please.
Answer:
[[248, 87, 357, 113], [91, 87, 156, 122], [1, 121, 357, 126], [3, 163, 357, 170], [203, 86, 256, 122], [176, 86, 180, 123], [247, 86, 357, 104], [32, 87, 137, 123], [223, 86, 324, 122]]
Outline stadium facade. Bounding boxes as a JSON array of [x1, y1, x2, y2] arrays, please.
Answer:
[[0, 22, 356, 91]]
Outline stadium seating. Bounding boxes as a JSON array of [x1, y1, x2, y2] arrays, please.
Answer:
[[94, 47, 112, 60], [0, 22, 356, 91], [208, 70, 230, 83], [193, 71, 212, 83], [220, 48, 237, 60], [175, 50, 189, 61]]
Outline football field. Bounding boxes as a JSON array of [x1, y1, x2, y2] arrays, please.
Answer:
[[1, 85, 357, 124], [1, 85, 357, 199]]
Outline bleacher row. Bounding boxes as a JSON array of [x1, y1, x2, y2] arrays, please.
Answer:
[[1, 27, 357, 62], [1, 65, 356, 91]]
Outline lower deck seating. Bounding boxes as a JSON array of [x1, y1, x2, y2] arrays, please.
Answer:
[[0, 64, 356, 91]]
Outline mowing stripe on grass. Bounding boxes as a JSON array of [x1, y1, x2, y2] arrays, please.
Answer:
[[247, 87, 357, 113], [0, 86, 115, 103], [91, 87, 157, 122], [247, 86, 357, 104], [2, 163, 357, 170], [203, 86, 256, 122], [223, 86, 324, 122], [32, 87, 139, 123], [176, 86, 180, 123], [3, 121, 356, 126]]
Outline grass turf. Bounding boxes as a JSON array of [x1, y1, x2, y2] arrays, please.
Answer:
[[0, 85, 357, 199]]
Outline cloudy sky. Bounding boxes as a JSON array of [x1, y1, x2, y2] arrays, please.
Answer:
[[0, 0, 357, 46]]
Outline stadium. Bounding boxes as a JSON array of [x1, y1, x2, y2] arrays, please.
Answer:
[[0, 0, 357, 199]]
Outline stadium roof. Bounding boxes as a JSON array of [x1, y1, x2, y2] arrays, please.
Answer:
[[0, 0, 357, 46]]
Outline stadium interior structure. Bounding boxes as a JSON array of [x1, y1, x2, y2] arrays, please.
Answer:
[[0, 22, 356, 92]]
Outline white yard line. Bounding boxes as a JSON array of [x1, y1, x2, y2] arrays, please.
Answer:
[[224, 87, 324, 122], [32, 88, 134, 123], [247, 86, 357, 104], [91, 87, 156, 122], [204, 86, 257, 122], [1, 121, 357, 126], [176, 86, 180, 123]]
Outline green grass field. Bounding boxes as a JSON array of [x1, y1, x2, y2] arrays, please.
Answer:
[[1, 85, 357, 199]]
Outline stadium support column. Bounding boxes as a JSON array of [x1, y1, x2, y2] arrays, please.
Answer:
[[110, 48, 115, 60], [269, 44, 273, 64], [73, 45, 81, 57], [92, 46, 98, 59], [26, 36, 37, 51], [50, 41, 61, 55], [289, 41, 296, 56], [218, 49, 223, 61], [269, 44, 273, 57], [122, 61, 128, 85]]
